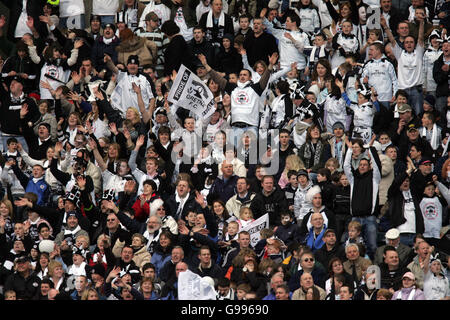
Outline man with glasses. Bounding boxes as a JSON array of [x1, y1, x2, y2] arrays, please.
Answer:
[[288, 251, 327, 292]]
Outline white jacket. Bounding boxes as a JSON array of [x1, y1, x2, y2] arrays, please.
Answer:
[[422, 46, 442, 92], [361, 55, 398, 102], [262, 18, 310, 70], [324, 95, 347, 133], [294, 7, 321, 34], [294, 181, 313, 221]]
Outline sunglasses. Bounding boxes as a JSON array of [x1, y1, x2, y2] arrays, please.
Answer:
[[107, 219, 116, 222], [303, 258, 314, 262]]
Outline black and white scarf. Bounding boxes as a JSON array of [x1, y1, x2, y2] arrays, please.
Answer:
[[303, 140, 323, 168]]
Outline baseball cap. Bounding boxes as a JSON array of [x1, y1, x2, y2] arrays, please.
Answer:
[[407, 123, 418, 132], [397, 104, 412, 113], [419, 158, 432, 166], [402, 272, 415, 280], [14, 254, 30, 263], [324, 229, 336, 237]]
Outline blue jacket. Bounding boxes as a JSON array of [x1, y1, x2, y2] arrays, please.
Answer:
[[151, 245, 173, 277], [208, 175, 239, 204], [12, 164, 50, 206]]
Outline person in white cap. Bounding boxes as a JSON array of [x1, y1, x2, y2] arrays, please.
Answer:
[[374, 228, 413, 266]]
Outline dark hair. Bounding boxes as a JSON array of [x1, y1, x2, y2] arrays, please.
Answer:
[[371, 41, 385, 54], [351, 138, 365, 150], [311, 58, 332, 81], [286, 11, 300, 27], [40, 278, 54, 288], [423, 111, 436, 123], [395, 89, 408, 99], [217, 277, 231, 287], [276, 80, 290, 95], [383, 245, 397, 255], [158, 126, 171, 136], [328, 257, 344, 276], [287, 170, 298, 179], [142, 263, 156, 272], [7, 138, 18, 145], [161, 20, 180, 37], [193, 25, 205, 33], [317, 168, 331, 181], [279, 128, 291, 136], [142, 179, 157, 191]]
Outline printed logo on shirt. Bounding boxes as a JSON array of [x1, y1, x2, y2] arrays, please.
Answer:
[[234, 91, 249, 104], [46, 65, 60, 79], [423, 203, 438, 220]]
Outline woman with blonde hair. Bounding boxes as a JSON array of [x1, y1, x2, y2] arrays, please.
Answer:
[[325, 157, 340, 175], [279, 154, 305, 189], [81, 287, 100, 300], [47, 259, 68, 292], [0, 199, 15, 241]]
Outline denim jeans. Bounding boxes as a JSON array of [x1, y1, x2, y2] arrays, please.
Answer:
[[405, 86, 424, 116], [400, 233, 416, 247], [1, 134, 29, 154], [435, 96, 448, 113], [351, 215, 378, 260], [99, 15, 116, 27]]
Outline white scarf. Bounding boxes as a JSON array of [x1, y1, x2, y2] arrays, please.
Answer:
[[206, 10, 225, 28], [103, 36, 115, 45], [406, 288, 416, 300], [236, 80, 251, 88], [68, 262, 87, 277], [64, 225, 81, 236], [421, 124, 439, 150]]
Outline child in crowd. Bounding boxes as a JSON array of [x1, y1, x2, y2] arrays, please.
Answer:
[[237, 207, 255, 229]]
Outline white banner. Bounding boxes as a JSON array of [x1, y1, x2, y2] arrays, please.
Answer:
[[178, 270, 217, 300], [241, 213, 270, 247], [168, 65, 216, 119]]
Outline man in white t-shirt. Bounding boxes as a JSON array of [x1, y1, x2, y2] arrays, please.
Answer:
[[384, 8, 425, 116], [92, 0, 120, 26]]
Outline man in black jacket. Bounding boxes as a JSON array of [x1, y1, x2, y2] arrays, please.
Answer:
[[0, 76, 39, 152], [387, 171, 425, 246], [188, 26, 215, 69], [343, 145, 382, 260], [165, 177, 202, 221], [243, 17, 278, 67], [315, 229, 346, 271], [4, 254, 41, 300], [250, 175, 288, 227], [192, 246, 224, 281], [378, 245, 411, 291], [1, 41, 36, 94], [198, 0, 234, 49], [91, 23, 120, 74], [19, 106, 53, 160], [433, 40, 450, 113]]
